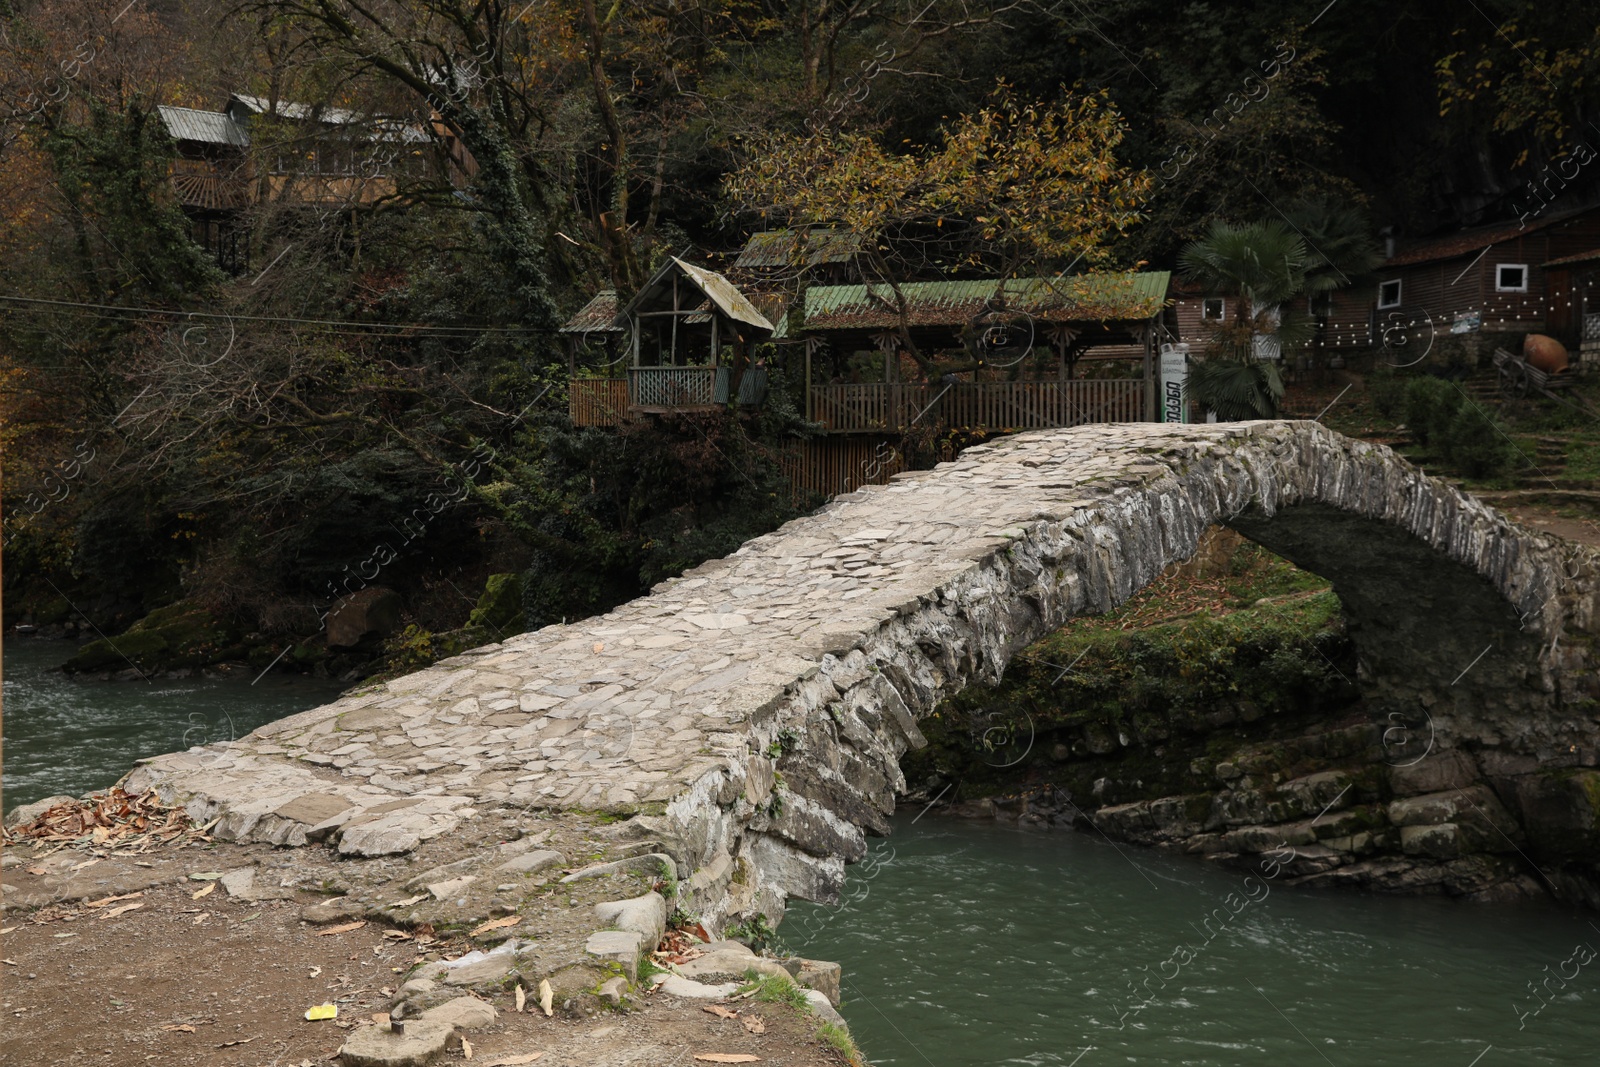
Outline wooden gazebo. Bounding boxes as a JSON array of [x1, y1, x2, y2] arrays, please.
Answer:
[[565, 257, 775, 426], [799, 271, 1171, 433]]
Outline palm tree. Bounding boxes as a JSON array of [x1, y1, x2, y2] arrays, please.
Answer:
[[1283, 199, 1384, 374], [1178, 219, 1316, 420]]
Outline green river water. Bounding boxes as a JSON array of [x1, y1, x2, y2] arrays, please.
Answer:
[[5, 638, 1599, 1065], [3, 637, 343, 809]]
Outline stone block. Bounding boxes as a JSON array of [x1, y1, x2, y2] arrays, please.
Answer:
[[585, 929, 645, 980], [273, 792, 358, 826], [1387, 751, 1479, 796], [593, 891, 667, 948], [1400, 824, 1462, 859], [419, 996, 497, 1030], [340, 824, 422, 857], [338, 1019, 454, 1067], [496, 850, 566, 876]]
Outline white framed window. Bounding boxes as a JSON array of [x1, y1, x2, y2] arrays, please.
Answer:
[[1201, 297, 1225, 321], [1378, 279, 1403, 309], [1496, 263, 1529, 292]]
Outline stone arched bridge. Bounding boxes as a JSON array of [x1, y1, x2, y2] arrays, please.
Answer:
[[130, 421, 1600, 927]]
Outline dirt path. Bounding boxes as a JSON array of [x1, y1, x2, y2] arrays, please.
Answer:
[[0, 836, 858, 1067]]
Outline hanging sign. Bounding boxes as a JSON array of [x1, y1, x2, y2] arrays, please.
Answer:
[[1159, 343, 1189, 423]]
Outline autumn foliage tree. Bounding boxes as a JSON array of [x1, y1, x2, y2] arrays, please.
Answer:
[[729, 84, 1150, 277]]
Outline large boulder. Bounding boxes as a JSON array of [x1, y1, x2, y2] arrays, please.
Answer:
[[327, 587, 403, 649]]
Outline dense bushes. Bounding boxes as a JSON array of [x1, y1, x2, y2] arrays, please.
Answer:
[[1402, 376, 1520, 477]]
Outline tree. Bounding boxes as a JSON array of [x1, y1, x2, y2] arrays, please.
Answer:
[[727, 82, 1150, 370], [1177, 219, 1315, 420]]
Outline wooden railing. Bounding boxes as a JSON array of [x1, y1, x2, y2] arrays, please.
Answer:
[[809, 379, 1146, 432], [570, 378, 629, 427], [631, 366, 725, 408]]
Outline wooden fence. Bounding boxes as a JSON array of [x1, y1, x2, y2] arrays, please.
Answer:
[[809, 379, 1146, 432], [570, 378, 628, 427], [779, 437, 909, 502]]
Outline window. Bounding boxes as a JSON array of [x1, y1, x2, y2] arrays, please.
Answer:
[[1378, 279, 1402, 309], [1201, 297, 1225, 321], [1496, 263, 1529, 292]]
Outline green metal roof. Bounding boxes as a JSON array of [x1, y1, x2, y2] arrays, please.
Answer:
[[803, 271, 1170, 331]]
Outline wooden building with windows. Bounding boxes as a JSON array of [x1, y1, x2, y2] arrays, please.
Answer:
[[158, 93, 451, 272], [1321, 205, 1600, 355]]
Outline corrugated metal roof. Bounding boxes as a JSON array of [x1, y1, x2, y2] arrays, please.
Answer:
[[733, 229, 863, 270], [560, 290, 624, 333], [230, 93, 362, 125], [158, 105, 249, 147], [803, 271, 1170, 331], [613, 257, 774, 335], [1544, 246, 1600, 269], [1384, 207, 1592, 268]]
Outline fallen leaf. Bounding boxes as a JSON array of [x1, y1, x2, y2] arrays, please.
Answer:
[[309, 966, 322, 978], [703, 1005, 738, 1020], [25, 867, 45, 875], [462, 1036, 474, 1059], [304, 1003, 338, 1021], [188, 871, 223, 881], [538, 978, 553, 1017], [1, 959, 16, 965], [0, 928, 13, 936], [514, 984, 526, 1014], [69, 859, 100, 871], [470, 915, 520, 937], [382, 930, 412, 941], [99, 902, 144, 920], [742, 1016, 766, 1035], [192, 913, 209, 925], [191, 883, 216, 900], [388, 894, 426, 908], [162, 1024, 196, 1033], [53, 932, 78, 939], [693, 1056, 760, 1063], [316, 921, 367, 936], [481, 1056, 543, 1066], [86, 891, 143, 908], [371, 1013, 390, 1026], [217, 1038, 254, 1048]]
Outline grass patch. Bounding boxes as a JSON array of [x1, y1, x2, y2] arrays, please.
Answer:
[[817, 1020, 862, 1062], [736, 971, 810, 1011]]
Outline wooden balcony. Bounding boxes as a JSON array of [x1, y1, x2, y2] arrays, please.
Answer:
[[809, 379, 1147, 433], [570, 367, 770, 426]]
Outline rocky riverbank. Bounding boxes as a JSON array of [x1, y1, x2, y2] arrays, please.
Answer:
[[1, 792, 859, 1066], [906, 528, 1600, 907]]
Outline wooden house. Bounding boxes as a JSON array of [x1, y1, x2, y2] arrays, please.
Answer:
[[564, 257, 775, 426], [798, 271, 1170, 432], [1318, 205, 1600, 356], [158, 93, 448, 272]]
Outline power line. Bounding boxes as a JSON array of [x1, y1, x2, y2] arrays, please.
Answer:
[[0, 293, 556, 336]]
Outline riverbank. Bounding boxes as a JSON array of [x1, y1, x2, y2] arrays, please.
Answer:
[[1, 795, 860, 1067]]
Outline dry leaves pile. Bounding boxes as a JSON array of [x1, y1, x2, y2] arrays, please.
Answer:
[[3, 788, 199, 852], [654, 925, 711, 966]]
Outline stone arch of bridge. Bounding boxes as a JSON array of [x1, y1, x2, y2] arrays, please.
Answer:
[[677, 424, 1599, 926]]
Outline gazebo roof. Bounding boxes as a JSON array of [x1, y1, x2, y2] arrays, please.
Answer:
[[613, 257, 774, 335], [560, 290, 624, 333], [802, 271, 1171, 332]]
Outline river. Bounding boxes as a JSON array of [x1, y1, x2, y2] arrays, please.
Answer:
[[2, 637, 344, 810], [785, 814, 1599, 1067]]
